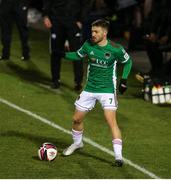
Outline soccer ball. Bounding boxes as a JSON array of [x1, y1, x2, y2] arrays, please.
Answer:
[[38, 142, 57, 161]]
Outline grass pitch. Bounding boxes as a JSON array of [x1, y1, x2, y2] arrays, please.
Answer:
[[0, 27, 171, 179]]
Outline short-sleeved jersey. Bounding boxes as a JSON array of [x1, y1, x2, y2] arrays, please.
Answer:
[[77, 40, 131, 93]]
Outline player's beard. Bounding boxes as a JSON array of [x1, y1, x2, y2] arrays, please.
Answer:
[[91, 36, 104, 44]]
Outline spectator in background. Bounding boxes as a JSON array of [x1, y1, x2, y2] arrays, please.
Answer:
[[127, 0, 144, 50], [143, 0, 153, 19], [43, 0, 91, 91], [143, 0, 171, 78], [0, 0, 30, 61], [116, 0, 138, 37], [82, 0, 115, 40], [29, 0, 43, 12]]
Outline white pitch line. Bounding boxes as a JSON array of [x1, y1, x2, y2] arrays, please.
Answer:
[[0, 97, 160, 179]]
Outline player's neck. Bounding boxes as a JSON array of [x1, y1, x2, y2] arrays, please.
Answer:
[[97, 38, 108, 47]]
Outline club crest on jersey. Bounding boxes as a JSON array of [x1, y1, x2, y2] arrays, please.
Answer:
[[104, 52, 111, 59]]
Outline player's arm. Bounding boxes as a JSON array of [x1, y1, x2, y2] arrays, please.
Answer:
[[64, 43, 88, 61], [65, 52, 82, 61], [122, 57, 132, 79], [117, 47, 133, 94]]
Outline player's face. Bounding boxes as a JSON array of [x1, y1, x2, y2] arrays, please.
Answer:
[[91, 26, 107, 44]]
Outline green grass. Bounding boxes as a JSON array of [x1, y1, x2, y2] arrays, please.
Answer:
[[0, 27, 171, 178]]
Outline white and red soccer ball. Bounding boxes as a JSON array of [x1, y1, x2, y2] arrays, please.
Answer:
[[38, 142, 57, 161]]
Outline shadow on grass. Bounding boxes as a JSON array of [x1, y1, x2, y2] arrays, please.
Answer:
[[6, 60, 50, 85], [0, 130, 121, 166], [6, 60, 76, 93], [77, 150, 113, 166], [0, 130, 68, 153], [76, 149, 134, 179]]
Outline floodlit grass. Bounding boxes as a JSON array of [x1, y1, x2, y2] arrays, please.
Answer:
[[0, 27, 171, 178]]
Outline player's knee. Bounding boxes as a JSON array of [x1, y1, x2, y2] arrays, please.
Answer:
[[72, 116, 82, 125]]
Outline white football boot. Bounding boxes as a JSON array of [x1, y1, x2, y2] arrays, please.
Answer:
[[63, 142, 84, 156]]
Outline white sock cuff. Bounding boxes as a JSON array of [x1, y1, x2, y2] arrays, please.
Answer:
[[72, 129, 83, 135], [112, 139, 122, 145]]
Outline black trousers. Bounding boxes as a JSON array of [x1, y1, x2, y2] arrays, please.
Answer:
[[0, 0, 29, 58], [145, 41, 163, 77], [50, 18, 83, 85]]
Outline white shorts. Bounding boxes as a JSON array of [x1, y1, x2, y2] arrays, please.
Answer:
[[75, 91, 118, 112]]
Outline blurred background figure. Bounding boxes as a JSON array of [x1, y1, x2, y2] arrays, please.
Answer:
[[116, 0, 138, 34], [0, 0, 30, 61], [27, 8, 42, 24], [43, 0, 91, 91], [143, 0, 171, 78], [82, 0, 114, 40]]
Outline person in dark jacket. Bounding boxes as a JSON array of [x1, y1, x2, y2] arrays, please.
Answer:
[[43, 0, 91, 90], [144, 0, 171, 77], [0, 0, 30, 61]]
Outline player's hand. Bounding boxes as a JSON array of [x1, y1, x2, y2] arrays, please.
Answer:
[[119, 79, 127, 94]]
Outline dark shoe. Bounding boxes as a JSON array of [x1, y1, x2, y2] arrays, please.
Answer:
[[0, 56, 9, 61], [74, 84, 82, 91], [51, 80, 60, 89], [115, 159, 123, 167], [21, 56, 30, 61]]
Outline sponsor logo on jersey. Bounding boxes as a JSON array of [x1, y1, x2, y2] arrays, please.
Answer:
[[90, 58, 109, 68], [96, 59, 108, 65]]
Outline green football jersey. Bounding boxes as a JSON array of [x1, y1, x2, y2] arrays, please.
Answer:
[[65, 39, 132, 93]]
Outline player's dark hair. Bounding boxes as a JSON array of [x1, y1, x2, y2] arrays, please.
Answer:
[[91, 19, 110, 31]]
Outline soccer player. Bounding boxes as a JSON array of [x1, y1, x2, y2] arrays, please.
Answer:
[[62, 19, 132, 167]]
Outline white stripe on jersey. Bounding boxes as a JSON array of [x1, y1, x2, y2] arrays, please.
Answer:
[[86, 64, 90, 82], [112, 61, 117, 90], [77, 47, 86, 58]]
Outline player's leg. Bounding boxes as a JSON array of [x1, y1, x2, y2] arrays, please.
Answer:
[[104, 110, 121, 139], [72, 108, 87, 146], [63, 109, 86, 156], [63, 91, 96, 156], [72, 109, 86, 131], [98, 93, 123, 166], [104, 109, 123, 167]]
